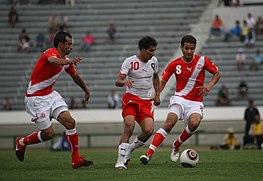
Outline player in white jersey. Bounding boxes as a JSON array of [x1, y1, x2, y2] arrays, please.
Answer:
[[15, 32, 93, 169], [140, 35, 221, 164], [114, 36, 161, 169]]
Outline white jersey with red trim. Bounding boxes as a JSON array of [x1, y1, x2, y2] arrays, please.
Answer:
[[119, 55, 158, 100], [161, 55, 218, 102], [26, 48, 76, 97]]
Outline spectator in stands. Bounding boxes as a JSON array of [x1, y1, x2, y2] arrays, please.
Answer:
[[48, 15, 58, 45], [255, 16, 263, 35], [8, 5, 18, 28], [80, 32, 96, 52], [107, 90, 120, 109], [3, 97, 12, 111], [224, 20, 241, 41], [56, 13, 68, 32], [235, 48, 246, 72], [65, 0, 75, 6], [248, 114, 263, 149], [244, 99, 260, 147], [231, 0, 242, 7], [80, 99, 87, 109], [240, 20, 248, 42], [69, 98, 78, 109], [106, 23, 117, 43], [220, 127, 240, 150], [236, 80, 248, 101], [215, 85, 230, 106], [17, 29, 31, 53], [244, 27, 256, 48], [246, 12, 256, 30], [35, 32, 48, 52], [51, 131, 70, 151], [210, 14, 224, 37], [250, 49, 263, 71]]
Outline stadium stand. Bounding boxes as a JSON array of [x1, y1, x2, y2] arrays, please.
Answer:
[[0, 0, 211, 110]]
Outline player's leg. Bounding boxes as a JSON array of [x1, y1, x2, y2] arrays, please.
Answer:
[[126, 117, 154, 165], [115, 115, 135, 169], [15, 110, 53, 162], [140, 112, 178, 165], [171, 113, 202, 162], [57, 110, 93, 169]]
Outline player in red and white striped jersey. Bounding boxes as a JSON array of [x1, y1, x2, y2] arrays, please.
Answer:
[[114, 36, 160, 169], [140, 35, 221, 164], [15, 32, 93, 169]]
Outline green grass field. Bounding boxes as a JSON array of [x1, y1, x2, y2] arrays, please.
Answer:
[[0, 147, 263, 181]]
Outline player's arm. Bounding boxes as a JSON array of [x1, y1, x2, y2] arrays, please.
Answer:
[[199, 71, 221, 97], [48, 56, 82, 66], [70, 73, 90, 102], [152, 72, 160, 106], [115, 73, 134, 88]]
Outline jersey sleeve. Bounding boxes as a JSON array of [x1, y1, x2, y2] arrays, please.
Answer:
[[153, 57, 159, 74], [161, 61, 175, 82], [119, 58, 130, 75], [204, 56, 218, 75], [65, 64, 76, 74]]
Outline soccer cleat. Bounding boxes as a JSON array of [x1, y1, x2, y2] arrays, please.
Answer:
[[115, 161, 127, 170], [15, 137, 26, 162], [170, 146, 180, 162], [140, 154, 151, 165], [72, 156, 93, 169]]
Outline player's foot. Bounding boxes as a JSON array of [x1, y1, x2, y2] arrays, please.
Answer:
[[115, 161, 127, 170], [140, 154, 151, 165], [72, 156, 93, 169], [124, 149, 132, 166], [170, 146, 179, 162], [15, 137, 26, 162]]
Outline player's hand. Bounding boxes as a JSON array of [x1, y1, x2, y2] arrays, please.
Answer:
[[153, 96, 161, 106], [84, 90, 90, 103], [68, 57, 82, 65], [197, 85, 211, 97], [125, 80, 134, 89]]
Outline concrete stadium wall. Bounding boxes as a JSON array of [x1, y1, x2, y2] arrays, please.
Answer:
[[0, 107, 263, 148]]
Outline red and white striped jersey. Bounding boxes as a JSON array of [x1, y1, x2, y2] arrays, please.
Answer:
[[119, 55, 158, 100], [161, 55, 218, 102], [26, 48, 76, 97]]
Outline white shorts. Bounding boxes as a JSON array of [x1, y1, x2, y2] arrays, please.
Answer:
[[25, 91, 68, 130], [168, 96, 204, 124]]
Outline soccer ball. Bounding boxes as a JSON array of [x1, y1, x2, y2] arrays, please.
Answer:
[[180, 149, 199, 168]]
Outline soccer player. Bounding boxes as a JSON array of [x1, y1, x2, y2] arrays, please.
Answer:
[[114, 36, 160, 169], [15, 32, 93, 169], [140, 35, 221, 164]]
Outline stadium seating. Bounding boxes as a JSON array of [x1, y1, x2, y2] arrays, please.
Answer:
[[0, 0, 211, 110]]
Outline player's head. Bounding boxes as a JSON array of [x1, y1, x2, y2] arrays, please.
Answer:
[[138, 36, 158, 51], [181, 35, 197, 61], [54, 32, 73, 55], [138, 36, 158, 61]]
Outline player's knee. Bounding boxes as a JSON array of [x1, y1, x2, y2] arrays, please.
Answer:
[[65, 118, 75, 129]]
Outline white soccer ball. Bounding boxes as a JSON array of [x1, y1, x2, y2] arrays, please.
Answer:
[[180, 149, 199, 168]]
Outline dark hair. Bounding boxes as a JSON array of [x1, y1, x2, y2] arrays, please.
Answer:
[[53, 31, 72, 48], [138, 36, 157, 50], [181, 35, 197, 47]]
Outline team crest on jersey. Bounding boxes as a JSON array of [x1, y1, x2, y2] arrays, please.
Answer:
[[151, 63, 155, 70], [197, 64, 202, 69]]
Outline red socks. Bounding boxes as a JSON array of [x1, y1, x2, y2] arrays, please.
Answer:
[[66, 133, 80, 161], [23, 131, 42, 145], [173, 126, 193, 148], [147, 128, 167, 157]]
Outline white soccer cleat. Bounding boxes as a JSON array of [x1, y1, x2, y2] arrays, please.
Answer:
[[115, 162, 127, 170], [140, 154, 151, 165], [124, 150, 132, 166], [170, 147, 180, 162]]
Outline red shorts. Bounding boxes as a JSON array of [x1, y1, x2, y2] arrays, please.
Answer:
[[122, 93, 154, 123]]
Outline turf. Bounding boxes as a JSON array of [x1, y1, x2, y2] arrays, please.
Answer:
[[0, 147, 262, 181]]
